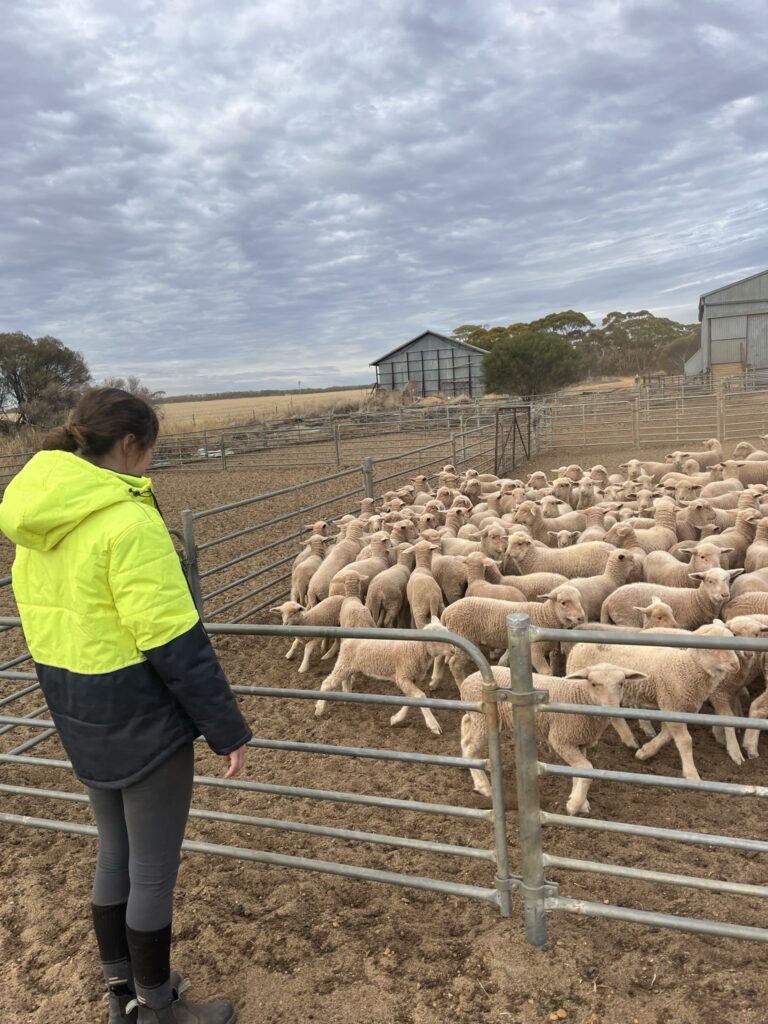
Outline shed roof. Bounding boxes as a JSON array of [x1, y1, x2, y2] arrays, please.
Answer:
[[370, 330, 488, 366], [698, 268, 768, 320]]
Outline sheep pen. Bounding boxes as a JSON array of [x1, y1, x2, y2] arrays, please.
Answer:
[[2, 434, 768, 1024]]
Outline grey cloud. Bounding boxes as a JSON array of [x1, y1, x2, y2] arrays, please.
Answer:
[[1, 0, 767, 392]]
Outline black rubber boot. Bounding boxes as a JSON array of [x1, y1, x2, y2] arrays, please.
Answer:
[[129, 991, 235, 1024], [107, 972, 189, 1023]]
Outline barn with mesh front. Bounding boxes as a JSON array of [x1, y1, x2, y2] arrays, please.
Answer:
[[685, 269, 768, 379], [370, 331, 486, 397]]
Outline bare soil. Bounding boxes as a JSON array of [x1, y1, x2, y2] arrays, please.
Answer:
[[1, 449, 767, 1024]]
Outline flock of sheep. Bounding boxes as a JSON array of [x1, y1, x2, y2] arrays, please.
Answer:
[[272, 437, 768, 817]]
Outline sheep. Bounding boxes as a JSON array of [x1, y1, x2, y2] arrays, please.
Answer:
[[339, 572, 376, 629], [672, 438, 724, 469], [440, 523, 507, 559], [644, 542, 728, 588], [722, 592, 768, 620], [314, 618, 453, 734], [742, 649, 768, 759], [703, 508, 761, 568], [549, 529, 580, 548], [730, 567, 768, 599], [576, 506, 608, 544], [290, 534, 328, 603], [504, 531, 613, 579], [600, 567, 740, 629], [568, 549, 637, 621], [700, 477, 743, 499], [272, 596, 345, 674], [732, 441, 768, 461], [365, 546, 414, 628], [483, 560, 568, 600], [744, 518, 768, 572], [442, 586, 586, 680], [721, 459, 768, 486], [328, 531, 391, 597], [459, 663, 647, 814], [306, 519, 366, 605], [705, 615, 768, 766], [406, 541, 445, 628], [514, 500, 586, 540], [464, 552, 526, 602], [566, 621, 740, 779], [630, 498, 679, 553]]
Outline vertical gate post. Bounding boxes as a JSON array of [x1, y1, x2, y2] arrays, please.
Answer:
[[220, 436, 228, 471], [450, 431, 458, 466], [632, 398, 640, 447], [362, 457, 375, 499], [481, 667, 514, 918], [459, 415, 466, 462], [494, 408, 500, 475], [475, 398, 481, 428], [203, 432, 209, 459], [181, 510, 204, 616], [717, 384, 726, 439], [334, 423, 342, 466], [506, 612, 548, 945]]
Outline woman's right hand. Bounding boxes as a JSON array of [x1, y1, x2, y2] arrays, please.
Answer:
[[223, 744, 249, 778]]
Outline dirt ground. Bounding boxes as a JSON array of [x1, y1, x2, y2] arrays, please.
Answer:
[[1, 443, 768, 1024]]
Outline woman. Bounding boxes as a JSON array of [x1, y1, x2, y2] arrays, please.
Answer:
[[0, 388, 251, 1024]]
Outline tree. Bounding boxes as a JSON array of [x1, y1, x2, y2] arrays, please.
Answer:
[[580, 311, 700, 376], [528, 310, 594, 341], [102, 375, 166, 406], [0, 332, 91, 426], [482, 329, 583, 398]]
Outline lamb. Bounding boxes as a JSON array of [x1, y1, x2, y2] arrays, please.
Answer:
[[328, 531, 391, 597], [732, 441, 768, 461], [440, 523, 507, 559], [272, 596, 345, 674], [504, 531, 613, 579], [703, 508, 761, 568], [644, 542, 727, 588], [576, 506, 608, 544], [483, 560, 568, 600], [723, 592, 768, 620], [513, 500, 586, 540], [721, 459, 768, 486], [730, 567, 768, 599], [672, 438, 724, 469], [290, 534, 328, 603], [566, 621, 740, 779], [600, 567, 739, 629], [568, 549, 637, 621], [339, 572, 376, 629], [705, 615, 768, 765], [744, 518, 768, 572], [365, 546, 414, 628], [700, 477, 743, 499], [406, 541, 445, 627], [459, 663, 647, 814], [442, 586, 586, 680], [314, 618, 453, 734], [550, 529, 580, 548], [306, 519, 366, 605], [630, 498, 679, 553], [464, 552, 526, 602]]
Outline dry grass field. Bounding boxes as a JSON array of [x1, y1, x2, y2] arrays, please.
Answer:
[[158, 388, 371, 433]]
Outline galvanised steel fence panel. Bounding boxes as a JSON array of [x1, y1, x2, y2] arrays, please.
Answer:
[[722, 384, 768, 441], [0, 617, 516, 917], [505, 613, 768, 946], [533, 399, 634, 451]]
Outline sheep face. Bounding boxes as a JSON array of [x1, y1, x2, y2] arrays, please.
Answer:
[[688, 567, 741, 607], [692, 622, 740, 679], [565, 663, 647, 708], [634, 597, 678, 629], [539, 495, 563, 517], [549, 530, 579, 548], [505, 532, 533, 567], [542, 585, 586, 628], [272, 601, 304, 624]]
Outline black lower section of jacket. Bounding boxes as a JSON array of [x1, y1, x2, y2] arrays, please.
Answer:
[[36, 622, 252, 789]]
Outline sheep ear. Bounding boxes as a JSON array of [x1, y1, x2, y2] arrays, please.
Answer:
[[688, 571, 706, 580], [623, 670, 649, 681], [676, 541, 696, 551], [429, 543, 440, 551], [565, 668, 591, 680], [547, 531, 558, 538], [539, 590, 560, 600], [729, 568, 744, 579], [632, 606, 650, 613], [429, 615, 442, 626], [718, 546, 735, 554]]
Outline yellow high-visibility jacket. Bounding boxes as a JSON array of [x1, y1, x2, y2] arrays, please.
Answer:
[[0, 451, 251, 788]]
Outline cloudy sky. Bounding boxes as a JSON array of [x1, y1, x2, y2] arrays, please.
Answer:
[[3, 0, 767, 394]]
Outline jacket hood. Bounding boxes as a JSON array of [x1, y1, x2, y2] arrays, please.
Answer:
[[0, 451, 154, 551]]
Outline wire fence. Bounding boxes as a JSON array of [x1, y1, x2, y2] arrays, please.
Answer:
[[1, 613, 768, 946], [181, 419, 500, 622]]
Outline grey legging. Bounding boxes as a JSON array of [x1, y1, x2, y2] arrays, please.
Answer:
[[87, 743, 195, 931]]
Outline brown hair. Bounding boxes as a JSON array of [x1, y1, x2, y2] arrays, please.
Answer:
[[42, 388, 160, 456]]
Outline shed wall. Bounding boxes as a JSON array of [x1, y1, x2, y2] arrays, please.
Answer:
[[375, 333, 486, 397]]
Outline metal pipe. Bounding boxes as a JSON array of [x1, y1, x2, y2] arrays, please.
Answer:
[[9, 728, 56, 755], [0, 684, 40, 707], [540, 763, 768, 797], [0, 653, 33, 671], [541, 810, 768, 853], [181, 509, 204, 615], [230, 684, 482, 712], [531, 625, 768, 653], [0, 784, 495, 862], [546, 896, 768, 943], [244, 735, 486, 769], [192, 466, 361, 519], [537, 701, 768, 731], [0, 811, 500, 905], [0, 753, 492, 820], [202, 550, 296, 602], [507, 612, 547, 944], [482, 654, 513, 917], [543, 853, 768, 899]]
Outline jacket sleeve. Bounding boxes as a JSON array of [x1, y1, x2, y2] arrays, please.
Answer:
[[108, 517, 253, 755]]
